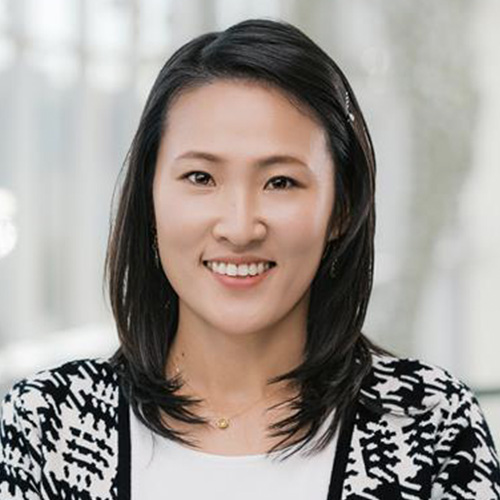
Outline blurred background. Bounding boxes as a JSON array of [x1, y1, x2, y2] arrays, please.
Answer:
[[0, 0, 499, 442]]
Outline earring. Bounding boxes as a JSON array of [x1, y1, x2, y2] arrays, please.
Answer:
[[329, 257, 338, 278], [152, 226, 160, 268], [322, 238, 339, 278]]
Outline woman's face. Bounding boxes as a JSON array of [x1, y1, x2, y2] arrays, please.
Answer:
[[153, 79, 335, 337]]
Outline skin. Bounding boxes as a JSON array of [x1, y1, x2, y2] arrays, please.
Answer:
[[152, 79, 337, 454]]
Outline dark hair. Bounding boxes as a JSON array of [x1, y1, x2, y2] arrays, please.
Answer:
[[104, 17, 395, 461]]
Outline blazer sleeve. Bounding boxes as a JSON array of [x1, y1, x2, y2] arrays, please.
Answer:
[[0, 379, 43, 500], [431, 381, 500, 499]]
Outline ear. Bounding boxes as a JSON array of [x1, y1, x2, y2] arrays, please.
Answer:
[[326, 218, 347, 243], [328, 204, 351, 242], [328, 226, 340, 242]]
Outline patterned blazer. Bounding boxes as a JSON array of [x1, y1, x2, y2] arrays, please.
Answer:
[[1, 353, 500, 499]]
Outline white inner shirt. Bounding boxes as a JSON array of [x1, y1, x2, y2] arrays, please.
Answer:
[[130, 405, 338, 500]]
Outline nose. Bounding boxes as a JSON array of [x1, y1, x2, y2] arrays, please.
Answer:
[[212, 188, 266, 246]]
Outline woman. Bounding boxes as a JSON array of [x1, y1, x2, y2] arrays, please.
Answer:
[[1, 18, 499, 500]]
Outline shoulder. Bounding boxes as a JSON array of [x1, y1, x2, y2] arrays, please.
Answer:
[[344, 356, 500, 496], [358, 352, 500, 468], [1, 356, 120, 423], [1, 357, 121, 496], [359, 351, 478, 417]]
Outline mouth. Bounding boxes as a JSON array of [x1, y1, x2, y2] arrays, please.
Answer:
[[202, 260, 277, 285], [202, 260, 277, 273]]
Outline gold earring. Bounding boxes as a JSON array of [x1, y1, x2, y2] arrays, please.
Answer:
[[152, 227, 160, 268], [323, 237, 339, 278], [329, 257, 338, 278]]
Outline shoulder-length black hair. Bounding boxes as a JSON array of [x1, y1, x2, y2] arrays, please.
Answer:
[[104, 17, 394, 461]]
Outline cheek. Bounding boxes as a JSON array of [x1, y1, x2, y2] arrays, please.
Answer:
[[154, 187, 204, 260], [277, 198, 331, 255]]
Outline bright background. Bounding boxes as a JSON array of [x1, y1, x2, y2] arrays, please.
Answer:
[[1, 0, 499, 443]]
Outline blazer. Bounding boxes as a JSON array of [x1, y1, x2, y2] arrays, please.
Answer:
[[1, 352, 500, 499]]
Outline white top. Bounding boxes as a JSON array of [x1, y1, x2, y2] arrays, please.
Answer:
[[130, 406, 338, 500]]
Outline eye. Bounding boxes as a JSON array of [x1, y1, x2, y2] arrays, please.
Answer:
[[181, 171, 299, 190], [182, 171, 214, 186], [266, 176, 299, 190]]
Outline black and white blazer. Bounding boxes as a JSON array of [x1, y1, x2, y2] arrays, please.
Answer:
[[1, 352, 500, 499]]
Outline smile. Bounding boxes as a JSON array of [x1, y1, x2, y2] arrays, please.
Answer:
[[203, 260, 276, 277], [203, 261, 277, 289]]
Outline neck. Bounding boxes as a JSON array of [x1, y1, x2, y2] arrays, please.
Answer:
[[165, 317, 306, 413]]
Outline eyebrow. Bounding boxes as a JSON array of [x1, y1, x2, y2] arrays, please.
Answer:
[[174, 150, 309, 169]]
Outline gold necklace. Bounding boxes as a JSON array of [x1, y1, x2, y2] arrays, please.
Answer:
[[171, 355, 283, 430]]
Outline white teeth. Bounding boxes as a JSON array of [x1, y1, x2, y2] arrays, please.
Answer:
[[205, 261, 273, 277]]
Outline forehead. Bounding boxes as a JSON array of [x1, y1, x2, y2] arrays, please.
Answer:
[[160, 79, 330, 164]]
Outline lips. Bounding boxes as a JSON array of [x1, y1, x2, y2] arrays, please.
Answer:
[[203, 259, 276, 288]]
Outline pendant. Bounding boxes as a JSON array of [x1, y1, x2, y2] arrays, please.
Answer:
[[215, 417, 230, 429]]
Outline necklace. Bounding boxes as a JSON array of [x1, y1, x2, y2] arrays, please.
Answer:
[[171, 355, 284, 431]]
